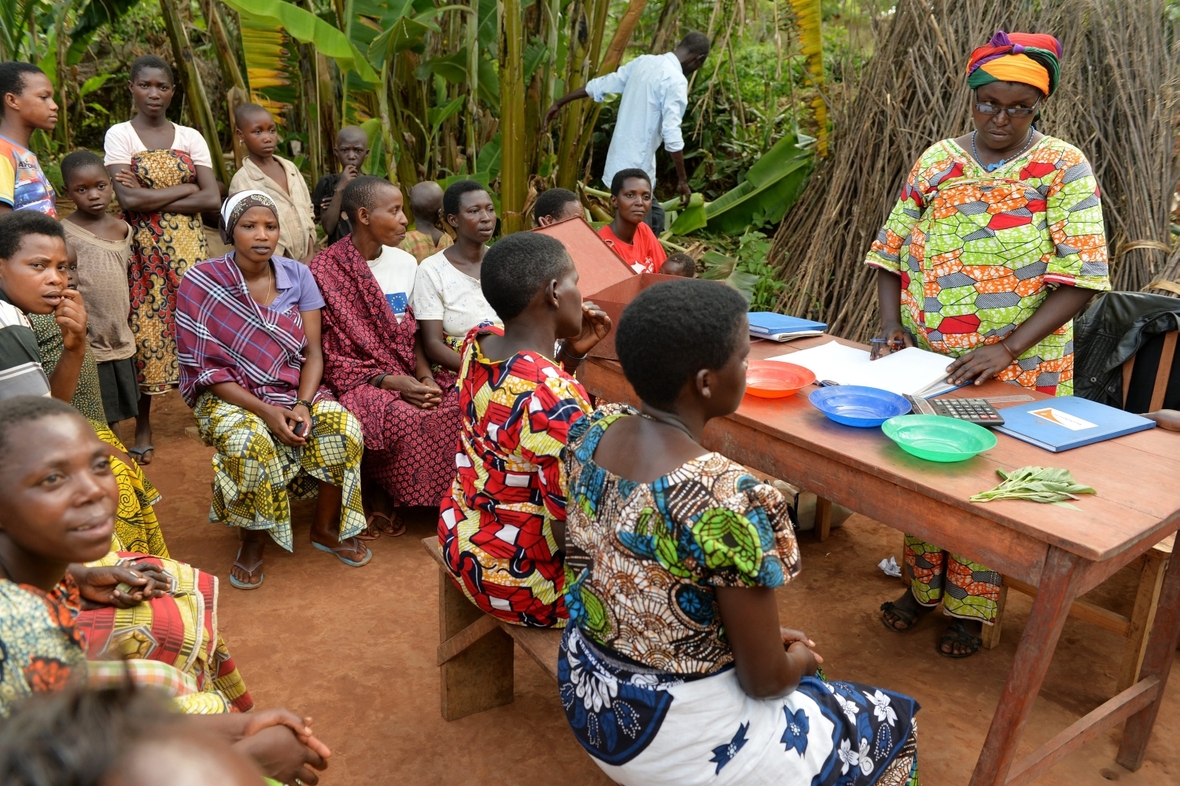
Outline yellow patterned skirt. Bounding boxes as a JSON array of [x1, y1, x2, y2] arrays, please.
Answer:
[[92, 422, 169, 559], [193, 394, 366, 551]]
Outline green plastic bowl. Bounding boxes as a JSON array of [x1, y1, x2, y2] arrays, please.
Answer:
[[881, 414, 998, 463]]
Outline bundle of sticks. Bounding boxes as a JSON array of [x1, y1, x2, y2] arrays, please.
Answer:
[[769, 0, 1180, 340]]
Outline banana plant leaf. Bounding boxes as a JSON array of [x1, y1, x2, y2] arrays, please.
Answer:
[[699, 250, 760, 304], [670, 135, 813, 236], [220, 0, 379, 83], [416, 49, 499, 104]]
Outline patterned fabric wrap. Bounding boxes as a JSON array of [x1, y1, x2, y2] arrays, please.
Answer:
[[559, 626, 920, 785], [865, 136, 1109, 396], [28, 312, 107, 422], [176, 254, 316, 409], [0, 577, 88, 717], [193, 394, 366, 551], [311, 237, 461, 506], [96, 422, 169, 559], [439, 327, 593, 627], [124, 148, 209, 394], [76, 552, 253, 712], [966, 31, 1063, 96], [0, 577, 230, 717], [564, 405, 801, 674], [904, 536, 1002, 625]]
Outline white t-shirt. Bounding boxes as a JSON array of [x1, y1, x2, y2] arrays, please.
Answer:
[[411, 250, 499, 339], [368, 245, 418, 323], [103, 121, 213, 169]]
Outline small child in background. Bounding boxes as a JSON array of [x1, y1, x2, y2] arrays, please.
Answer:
[[229, 103, 316, 263], [59, 150, 139, 425], [313, 126, 370, 247], [400, 181, 452, 262], [659, 252, 695, 278]]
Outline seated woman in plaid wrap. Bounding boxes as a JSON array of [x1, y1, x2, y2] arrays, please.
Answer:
[[176, 190, 369, 590]]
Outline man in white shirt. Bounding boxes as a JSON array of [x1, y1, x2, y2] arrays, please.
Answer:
[[545, 31, 710, 234]]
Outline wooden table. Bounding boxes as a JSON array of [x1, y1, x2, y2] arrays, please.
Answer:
[[580, 337, 1180, 786]]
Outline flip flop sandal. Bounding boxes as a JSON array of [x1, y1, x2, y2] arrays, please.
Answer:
[[880, 600, 931, 632], [127, 445, 155, 465], [312, 538, 373, 567], [938, 619, 983, 659], [356, 511, 403, 541], [229, 559, 264, 590]]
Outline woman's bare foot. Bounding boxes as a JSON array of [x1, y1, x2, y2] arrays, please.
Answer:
[[880, 590, 934, 631]]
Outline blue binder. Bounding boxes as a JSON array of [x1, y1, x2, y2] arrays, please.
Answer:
[[994, 396, 1156, 452], [748, 312, 828, 341]]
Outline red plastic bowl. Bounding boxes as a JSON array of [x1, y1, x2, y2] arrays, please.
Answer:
[[745, 361, 816, 398]]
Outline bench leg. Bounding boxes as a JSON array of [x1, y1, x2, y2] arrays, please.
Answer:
[[981, 583, 1007, 650], [815, 496, 832, 541], [438, 571, 515, 721], [1118, 550, 1169, 693]]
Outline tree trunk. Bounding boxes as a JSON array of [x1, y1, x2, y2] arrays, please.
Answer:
[[159, 0, 230, 184], [500, 0, 527, 233], [648, 0, 680, 53]]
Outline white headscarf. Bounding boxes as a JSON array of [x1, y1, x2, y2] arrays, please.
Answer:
[[219, 189, 279, 243]]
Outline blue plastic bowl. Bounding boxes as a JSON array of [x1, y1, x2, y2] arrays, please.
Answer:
[[808, 385, 912, 428]]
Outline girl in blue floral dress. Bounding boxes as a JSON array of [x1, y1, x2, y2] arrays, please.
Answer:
[[560, 280, 920, 785]]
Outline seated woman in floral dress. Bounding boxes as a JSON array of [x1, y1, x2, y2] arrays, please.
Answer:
[[311, 176, 460, 537], [176, 191, 369, 589], [560, 280, 920, 785]]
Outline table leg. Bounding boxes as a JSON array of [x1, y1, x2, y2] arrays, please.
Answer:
[[815, 496, 832, 542], [1117, 552, 1180, 770], [969, 547, 1082, 786]]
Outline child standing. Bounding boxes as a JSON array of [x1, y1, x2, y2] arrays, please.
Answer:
[[400, 181, 452, 262], [312, 126, 370, 246], [0, 62, 58, 216], [59, 150, 139, 425], [229, 104, 316, 263]]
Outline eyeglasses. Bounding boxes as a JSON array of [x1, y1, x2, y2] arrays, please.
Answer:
[[975, 99, 1041, 118]]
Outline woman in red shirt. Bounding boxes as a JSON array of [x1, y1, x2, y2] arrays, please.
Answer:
[[597, 168, 667, 274]]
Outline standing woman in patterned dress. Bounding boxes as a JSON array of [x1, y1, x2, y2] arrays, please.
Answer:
[[868, 31, 1110, 658], [104, 55, 221, 465]]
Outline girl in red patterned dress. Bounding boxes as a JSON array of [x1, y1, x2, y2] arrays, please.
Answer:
[[439, 233, 611, 627]]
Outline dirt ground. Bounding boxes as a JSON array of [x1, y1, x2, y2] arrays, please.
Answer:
[[122, 391, 1178, 785]]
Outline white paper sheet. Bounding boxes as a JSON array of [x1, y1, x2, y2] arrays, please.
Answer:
[[768, 341, 955, 397]]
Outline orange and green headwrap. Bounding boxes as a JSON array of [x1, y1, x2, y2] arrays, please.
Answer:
[[966, 30, 1062, 97]]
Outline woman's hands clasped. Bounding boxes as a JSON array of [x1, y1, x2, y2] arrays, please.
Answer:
[[383, 374, 443, 410], [71, 562, 172, 609], [261, 404, 312, 448]]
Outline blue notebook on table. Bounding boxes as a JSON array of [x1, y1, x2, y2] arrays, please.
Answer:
[[994, 396, 1155, 452], [748, 312, 827, 342]]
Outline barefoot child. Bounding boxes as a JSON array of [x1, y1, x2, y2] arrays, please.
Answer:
[[439, 232, 611, 627], [229, 104, 317, 263], [312, 126, 370, 245], [400, 181, 452, 262], [59, 150, 139, 426], [0, 62, 58, 215]]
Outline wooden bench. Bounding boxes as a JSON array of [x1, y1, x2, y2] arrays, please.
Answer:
[[421, 537, 563, 721]]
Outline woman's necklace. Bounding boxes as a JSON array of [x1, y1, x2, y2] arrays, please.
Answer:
[[641, 411, 696, 440], [971, 129, 1035, 173]]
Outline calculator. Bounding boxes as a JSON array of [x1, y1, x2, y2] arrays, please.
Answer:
[[904, 395, 1005, 426]]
